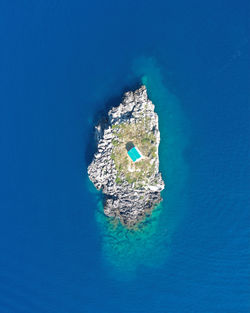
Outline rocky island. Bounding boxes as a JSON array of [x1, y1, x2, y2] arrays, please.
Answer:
[[88, 85, 165, 227]]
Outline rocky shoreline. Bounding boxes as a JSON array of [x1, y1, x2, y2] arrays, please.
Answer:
[[88, 85, 165, 227]]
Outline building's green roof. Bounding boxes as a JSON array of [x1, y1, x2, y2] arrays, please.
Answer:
[[127, 146, 141, 162]]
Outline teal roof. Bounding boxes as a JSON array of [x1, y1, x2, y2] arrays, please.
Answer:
[[127, 146, 141, 162]]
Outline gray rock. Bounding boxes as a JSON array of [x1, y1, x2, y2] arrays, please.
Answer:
[[87, 85, 165, 227]]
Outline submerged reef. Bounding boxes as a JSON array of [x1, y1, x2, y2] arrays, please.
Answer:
[[88, 86, 165, 227]]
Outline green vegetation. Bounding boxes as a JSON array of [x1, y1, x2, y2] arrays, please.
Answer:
[[111, 117, 157, 186], [115, 176, 123, 184], [112, 139, 119, 146]]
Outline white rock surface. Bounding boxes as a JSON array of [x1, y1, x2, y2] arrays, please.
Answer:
[[88, 85, 165, 227]]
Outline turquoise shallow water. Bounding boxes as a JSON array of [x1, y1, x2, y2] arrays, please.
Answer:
[[95, 57, 189, 279], [0, 1, 249, 312]]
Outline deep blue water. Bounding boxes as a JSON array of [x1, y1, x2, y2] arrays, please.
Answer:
[[0, 1, 249, 312]]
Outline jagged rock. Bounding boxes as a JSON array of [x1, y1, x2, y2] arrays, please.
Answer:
[[88, 85, 165, 227]]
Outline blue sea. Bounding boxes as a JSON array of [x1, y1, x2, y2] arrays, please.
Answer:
[[0, 1, 249, 312]]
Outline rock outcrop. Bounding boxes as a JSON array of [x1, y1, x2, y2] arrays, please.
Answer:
[[88, 85, 165, 227]]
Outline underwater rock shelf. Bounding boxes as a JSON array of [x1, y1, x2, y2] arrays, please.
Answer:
[[88, 85, 165, 227]]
